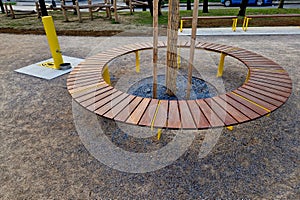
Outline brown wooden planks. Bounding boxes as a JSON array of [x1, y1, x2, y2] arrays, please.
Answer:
[[213, 95, 250, 123], [114, 96, 143, 122], [233, 89, 277, 111], [204, 98, 238, 126], [168, 101, 182, 129], [126, 98, 151, 125], [95, 93, 130, 116], [220, 94, 261, 119], [246, 81, 291, 97], [242, 85, 288, 102], [196, 99, 224, 127], [178, 100, 196, 129], [81, 89, 117, 109], [227, 92, 269, 116], [153, 100, 168, 128], [75, 85, 112, 102], [139, 99, 159, 127]]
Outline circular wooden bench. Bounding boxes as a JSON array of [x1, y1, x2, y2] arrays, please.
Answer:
[[67, 41, 292, 130]]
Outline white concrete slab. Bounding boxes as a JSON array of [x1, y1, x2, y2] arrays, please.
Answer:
[[15, 55, 83, 80]]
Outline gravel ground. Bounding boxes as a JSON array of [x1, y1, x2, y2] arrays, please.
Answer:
[[0, 33, 299, 199]]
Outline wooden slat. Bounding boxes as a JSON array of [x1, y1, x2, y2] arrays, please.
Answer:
[[242, 85, 288, 102], [86, 90, 123, 112], [227, 93, 268, 116], [126, 98, 151, 125], [80, 88, 117, 108], [67, 79, 103, 90], [68, 73, 102, 82], [247, 80, 291, 96], [178, 100, 196, 129], [233, 89, 277, 111], [196, 99, 224, 127], [67, 77, 102, 87], [250, 74, 292, 84], [238, 87, 283, 106], [103, 95, 136, 119], [114, 96, 143, 122], [250, 71, 290, 79], [220, 94, 261, 119], [153, 100, 168, 128], [213, 96, 250, 123], [249, 77, 292, 89], [204, 98, 238, 126], [75, 85, 112, 102], [187, 100, 210, 129], [95, 93, 130, 116], [139, 99, 159, 127], [168, 101, 181, 129]]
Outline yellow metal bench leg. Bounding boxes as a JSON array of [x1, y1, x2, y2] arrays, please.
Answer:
[[232, 18, 238, 32], [180, 20, 184, 32], [135, 50, 140, 73], [245, 70, 250, 83], [242, 17, 251, 31], [227, 126, 234, 131], [157, 129, 162, 140], [42, 16, 63, 70], [217, 53, 226, 77], [103, 65, 111, 85]]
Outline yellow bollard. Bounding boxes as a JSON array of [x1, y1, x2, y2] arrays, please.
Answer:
[[226, 126, 234, 131], [217, 53, 226, 77], [103, 65, 111, 85], [135, 51, 140, 73], [42, 16, 63, 70]]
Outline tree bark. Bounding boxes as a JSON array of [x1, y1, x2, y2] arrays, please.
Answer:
[[238, 0, 249, 16], [203, 0, 209, 13], [186, 0, 200, 99], [166, 0, 179, 96], [153, 0, 159, 98], [278, 0, 285, 8]]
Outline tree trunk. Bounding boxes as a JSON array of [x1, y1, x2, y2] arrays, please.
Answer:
[[203, 0, 208, 13], [238, 0, 249, 16], [166, 0, 179, 96], [187, 0, 191, 10], [278, 0, 285, 8], [39, 0, 48, 16], [148, 0, 162, 16], [153, 0, 159, 98], [0, 0, 5, 14], [186, 0, 200, 99]]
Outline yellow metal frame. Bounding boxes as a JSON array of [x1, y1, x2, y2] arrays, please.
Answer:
[[103, 65, 111, 85], [180, 19, 185, 32], [242, 17, 252, 31], [232, 18, 238, 32], [135, 51, 140, 73], [217, 53, 227, 77], [42, 16, 63, 70]]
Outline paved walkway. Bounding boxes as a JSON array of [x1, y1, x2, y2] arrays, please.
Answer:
[[179, 26, 300, 36]]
